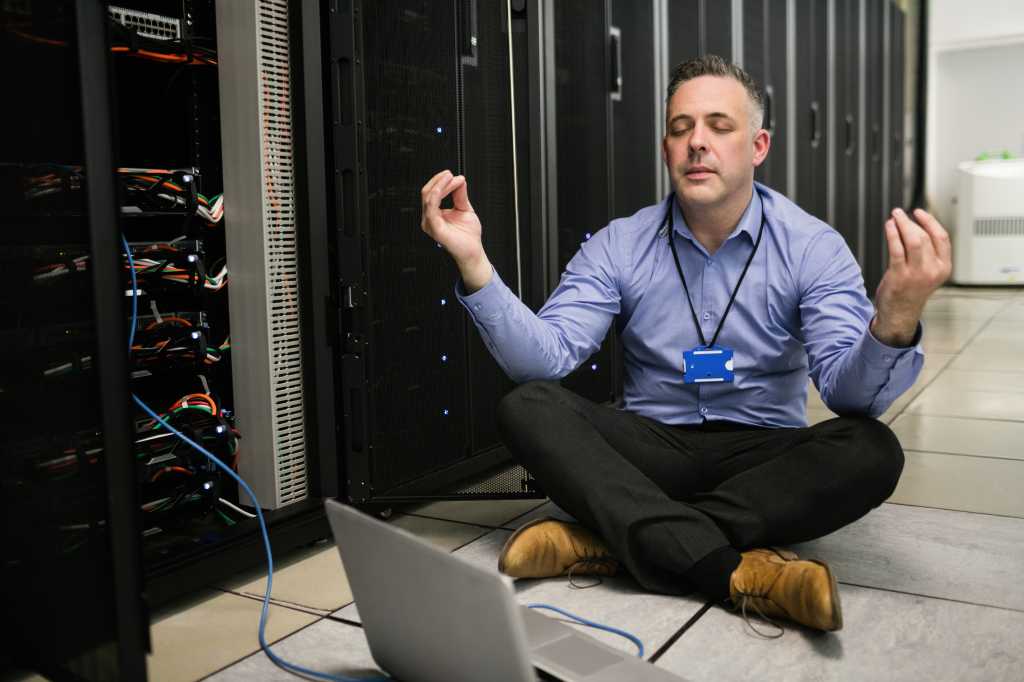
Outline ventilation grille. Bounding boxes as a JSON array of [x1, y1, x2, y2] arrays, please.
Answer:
[[257, 0, 307, 505], [974, 216, 1024, 238], [108, 5, 181, 41]]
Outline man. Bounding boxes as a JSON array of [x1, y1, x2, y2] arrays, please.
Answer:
[[419, 56, 950, 635]]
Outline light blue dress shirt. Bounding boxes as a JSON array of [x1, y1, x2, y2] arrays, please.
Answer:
[[456, 182, 924, 428]]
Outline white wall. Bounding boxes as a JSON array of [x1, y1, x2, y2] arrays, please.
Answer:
[[930, 0, 1024, 48], [926, 2, 1024, 227]]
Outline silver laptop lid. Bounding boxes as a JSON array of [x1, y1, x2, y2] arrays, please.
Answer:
[[324, 499, 537, 682]]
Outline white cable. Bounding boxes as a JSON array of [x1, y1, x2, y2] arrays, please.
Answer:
[[506, 0, 523, 300], [218, 497, 257, 519]]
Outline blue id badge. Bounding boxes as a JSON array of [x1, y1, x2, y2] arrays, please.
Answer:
[[682, 345, 735, 384]]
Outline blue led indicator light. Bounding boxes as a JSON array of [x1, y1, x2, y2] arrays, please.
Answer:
[[591, 364, 598, 371]]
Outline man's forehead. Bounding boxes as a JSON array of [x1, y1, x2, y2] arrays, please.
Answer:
[[667, 75, 748, 118]]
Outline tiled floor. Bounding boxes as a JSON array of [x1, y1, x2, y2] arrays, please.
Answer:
[[140, 286, 1024, 681]]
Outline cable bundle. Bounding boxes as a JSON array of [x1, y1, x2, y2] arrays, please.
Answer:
[[136, 392, 240, 518], [126, 242, 228, 292], [8, 16, 217, 65], [131, 316, 223, 369]]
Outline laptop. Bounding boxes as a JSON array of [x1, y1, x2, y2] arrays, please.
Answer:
[[325, 499, 688, 682]]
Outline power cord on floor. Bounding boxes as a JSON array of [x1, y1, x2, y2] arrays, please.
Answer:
[[122, 236, 643, 678]]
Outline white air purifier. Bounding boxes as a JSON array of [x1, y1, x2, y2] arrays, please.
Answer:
[[952, 159, 1024, 285]]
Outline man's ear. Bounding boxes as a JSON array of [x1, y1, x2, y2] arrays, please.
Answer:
[[752, 128, 771, 168]]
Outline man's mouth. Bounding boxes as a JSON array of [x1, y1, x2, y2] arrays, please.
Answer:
[[685, 166, 715, 179]]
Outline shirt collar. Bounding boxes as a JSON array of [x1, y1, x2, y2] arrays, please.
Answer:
[[668, 186, 763, 247]]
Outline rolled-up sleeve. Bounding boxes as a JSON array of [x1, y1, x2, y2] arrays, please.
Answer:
[[456, 226, 622, 383], [798, 230, 924, 417]]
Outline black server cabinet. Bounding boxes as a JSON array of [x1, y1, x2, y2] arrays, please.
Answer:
[[1, 1, 148, 677], [552, 0, 620, 405], [744, 0, 789, 195], [889, 2, 906, 213], [794, 0, 828, 221], [832, 0, 863, 260], [668, 0, 733, 66], [611, 0, 658, 217], [324, 0, 542, 503], [863, 0, 887, 295]]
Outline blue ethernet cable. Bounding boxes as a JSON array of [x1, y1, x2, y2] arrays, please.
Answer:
[[122, 235, 644, 680]]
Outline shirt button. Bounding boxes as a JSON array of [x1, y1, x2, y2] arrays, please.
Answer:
[[702, 312, 711, 321], [883, 354, 892, 362], [706, 259, 713, 266], [700, 406, 708, 415], [474, 304, 481, 311]]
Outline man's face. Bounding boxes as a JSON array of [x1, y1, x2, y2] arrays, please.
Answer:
[[662, 75, 769, 210]]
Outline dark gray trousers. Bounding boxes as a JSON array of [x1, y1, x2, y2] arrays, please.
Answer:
[[496, 381, 905, 601]]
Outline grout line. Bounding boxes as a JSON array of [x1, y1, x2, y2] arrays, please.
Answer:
[[217, 587, 332, 618], [196, 611, 328, 681], [901, 448, 1024, 464], [883, 500, 1024, 521], [647, 601, 714, 663], [898, 411, 1024, 425], [323, 613, 365, 628], [835, 580, 1024, 616]]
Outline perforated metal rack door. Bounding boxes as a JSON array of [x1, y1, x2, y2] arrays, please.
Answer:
[[327, 0, 541, 502], [552, 0, 619, 405]]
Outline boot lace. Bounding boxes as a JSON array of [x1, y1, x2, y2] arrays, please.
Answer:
[[729, 547, 793, 639], [567, 555, 619, 589]]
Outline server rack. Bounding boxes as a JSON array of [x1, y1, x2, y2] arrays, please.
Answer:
[[889, 1, 906, 213], [1, 1, 148, 676], [611, 0, 659, 216], [4, 4, 348, 676], [794, 0, 829, 222], [863, 0, 888, 294], [743, 0, 790, 196], [322, 0, 545, 505], [667, 0, 733, 66], [551, 0, 621, 405], [830, 0, 863, 260]]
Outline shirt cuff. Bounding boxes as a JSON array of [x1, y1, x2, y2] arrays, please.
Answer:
[[455, 268, 514, 322], [859, 320, 924, 368]]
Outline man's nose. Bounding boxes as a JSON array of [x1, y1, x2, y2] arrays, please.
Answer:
[[688, 123, 709, 155]]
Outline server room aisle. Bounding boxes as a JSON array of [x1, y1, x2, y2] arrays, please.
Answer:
[[19, 286, 1016, 682]]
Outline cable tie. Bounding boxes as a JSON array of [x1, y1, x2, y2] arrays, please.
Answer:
[[150, 300, 163, 325]]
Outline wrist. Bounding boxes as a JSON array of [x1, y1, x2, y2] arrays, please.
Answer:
[[457, 253, 493, 294], [870, 312, 919, 348]]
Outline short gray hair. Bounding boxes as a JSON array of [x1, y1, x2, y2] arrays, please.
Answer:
[[666, 55, 765, 133]]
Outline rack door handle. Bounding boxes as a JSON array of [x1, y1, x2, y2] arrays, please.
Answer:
[[809, 101, 821, 147], [844, 114, 856, 155], [609, 26, 622, 101]]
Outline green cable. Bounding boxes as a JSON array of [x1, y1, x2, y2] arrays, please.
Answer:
[[216, 508, 236, 526]]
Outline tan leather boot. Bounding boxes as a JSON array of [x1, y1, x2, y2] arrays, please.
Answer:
[[728, 548, 843, 634], [497, 518, 619, 579]]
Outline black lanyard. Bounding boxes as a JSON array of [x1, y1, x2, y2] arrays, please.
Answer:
[[663, 195, 766, 348]]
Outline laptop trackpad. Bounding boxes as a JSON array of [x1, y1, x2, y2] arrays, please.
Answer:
[[534, 636, 624, 677]]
